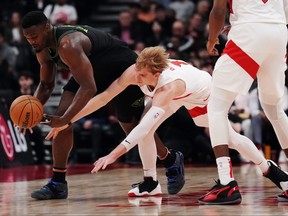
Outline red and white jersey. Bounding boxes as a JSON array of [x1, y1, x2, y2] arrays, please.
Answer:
[[229, 0, 287, 25], [140, 59, 211, 110]]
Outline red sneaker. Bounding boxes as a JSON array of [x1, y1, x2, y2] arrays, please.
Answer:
[[198, 179, 242, 205]]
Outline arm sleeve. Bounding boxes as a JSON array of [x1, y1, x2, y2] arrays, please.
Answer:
[[121, 106, 165, 151], [284, 0, 288, 23]]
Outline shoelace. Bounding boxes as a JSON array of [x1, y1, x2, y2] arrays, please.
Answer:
[[131, 181, 144, 188], [207, 179, 221, 191]]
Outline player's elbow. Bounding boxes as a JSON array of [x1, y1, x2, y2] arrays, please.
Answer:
[[87, 87, 97, 98], [81, 85, 97, 99]]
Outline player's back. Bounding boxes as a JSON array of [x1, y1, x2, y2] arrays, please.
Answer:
[[229, 0, 286, 25], [141, 60, 211, 99], [52, 25, 137, 92]]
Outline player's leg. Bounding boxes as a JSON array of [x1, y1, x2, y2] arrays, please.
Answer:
[[257, 49, 288, 201], [227, 118, 288, 192], [130, 106, 177, 196], [143, 100, 185, 195], [199, 86, 242, 205], [114, 87, 185, 195], [31, 90, 75, 200]]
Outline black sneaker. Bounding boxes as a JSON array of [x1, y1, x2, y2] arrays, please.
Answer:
[[128, 177, 162, 197], [165, 151, 185, 194], [198, 179, 242, 205], [31, 180, 68, 200], [263, 160, 288, 191]]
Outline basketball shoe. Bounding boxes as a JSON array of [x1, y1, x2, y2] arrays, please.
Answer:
[[31, 180, 68, 200], [165, 150, 185, 194], [128, 177, 162, 197], [198, 179, 242, 205], [128, 196, 162, 206], [263, 160, 288, 191]]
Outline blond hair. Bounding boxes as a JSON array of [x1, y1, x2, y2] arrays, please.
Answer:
[[135, 46, 169, 74]]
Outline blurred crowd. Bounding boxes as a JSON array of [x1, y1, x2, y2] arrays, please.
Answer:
[[0, 0, 287, 165]]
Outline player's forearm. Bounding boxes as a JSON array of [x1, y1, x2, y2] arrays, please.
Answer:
[[62, 87, 96, 124], [208, 7, 226, 42], [70, 94, 109, 123], [109, 144, 127, 161], [121, 106, 165, 151], [34, 81, 55, 105]]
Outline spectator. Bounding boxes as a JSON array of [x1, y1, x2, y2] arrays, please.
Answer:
[[0, 26, 17, 74], [43, 0, 78, 25], [5, 11, 24, 45], [163, 20, 194, 61], [111, 10, 140, 49], [168, 0, 195, 23]]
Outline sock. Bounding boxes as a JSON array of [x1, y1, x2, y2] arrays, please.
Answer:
[[144, 167, 157, 181], [52, 167, 67, 183], [161, 150, 176, 168], [257, 159, 270, 174], [216, 157, 234, 185]]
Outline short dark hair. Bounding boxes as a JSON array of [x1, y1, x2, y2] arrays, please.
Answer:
[[21, 11, 48, 29]]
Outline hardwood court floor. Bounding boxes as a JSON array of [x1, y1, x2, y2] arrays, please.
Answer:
[[1, 163, 288, 216]]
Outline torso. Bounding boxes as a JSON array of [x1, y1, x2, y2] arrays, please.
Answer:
[[141, 59, 212, 109], [47, 25, 138, 92], [228, 0, 286, 25]]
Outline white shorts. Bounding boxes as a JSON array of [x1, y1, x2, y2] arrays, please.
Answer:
[[212, 23, 287, 102]]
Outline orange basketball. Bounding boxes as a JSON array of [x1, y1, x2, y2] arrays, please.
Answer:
[[9, 95, 43, 128]]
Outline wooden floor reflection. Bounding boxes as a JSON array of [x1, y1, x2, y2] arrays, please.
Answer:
[[1, 163, 288, 215]]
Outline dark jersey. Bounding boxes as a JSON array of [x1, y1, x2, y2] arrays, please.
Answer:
[[47, 25, 138, 92], [47, 25, 144, 123]]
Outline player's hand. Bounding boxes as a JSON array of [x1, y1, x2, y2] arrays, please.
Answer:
[[14, 124, 33, 135], [45, 124, 69, 140], [91, 154, 117, 173], [206, 38, 220, 56], [40, 114, 69, 128], [221, 25, 231, 36]]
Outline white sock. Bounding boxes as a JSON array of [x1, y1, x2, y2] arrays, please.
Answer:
[[257, 159, 269, 174], [216, 156, 234, 185], [144, 167, 157, 181]]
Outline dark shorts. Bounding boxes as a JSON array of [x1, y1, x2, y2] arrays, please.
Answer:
[[63, 78, 144, 123]]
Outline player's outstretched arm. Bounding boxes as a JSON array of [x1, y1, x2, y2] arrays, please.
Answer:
[[45, 65, 136, 140]]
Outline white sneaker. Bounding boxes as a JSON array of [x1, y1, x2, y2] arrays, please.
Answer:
[[128, 177, 162, 197], [128, 196, 162, 206]]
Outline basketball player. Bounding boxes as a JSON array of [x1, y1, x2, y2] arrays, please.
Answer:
[[202, 0, 288, 204], [21, 11, 184, 200], [46, 46, 288, 198]]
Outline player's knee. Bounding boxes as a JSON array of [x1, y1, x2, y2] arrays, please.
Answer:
[[261, 101, 285, 121]]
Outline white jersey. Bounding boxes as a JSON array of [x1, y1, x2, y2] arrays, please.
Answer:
[[229, 0, 287, 25], [140, 59, 211, 111]]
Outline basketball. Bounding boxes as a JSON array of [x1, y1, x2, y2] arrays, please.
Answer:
[[9, 95, 43, 128]]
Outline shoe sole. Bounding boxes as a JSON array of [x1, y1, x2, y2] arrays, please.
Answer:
[[128, 192, 162, 197], [198, 197, 242, 205], [31, 192, 68, 200], [168, 179, 185, 195]]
